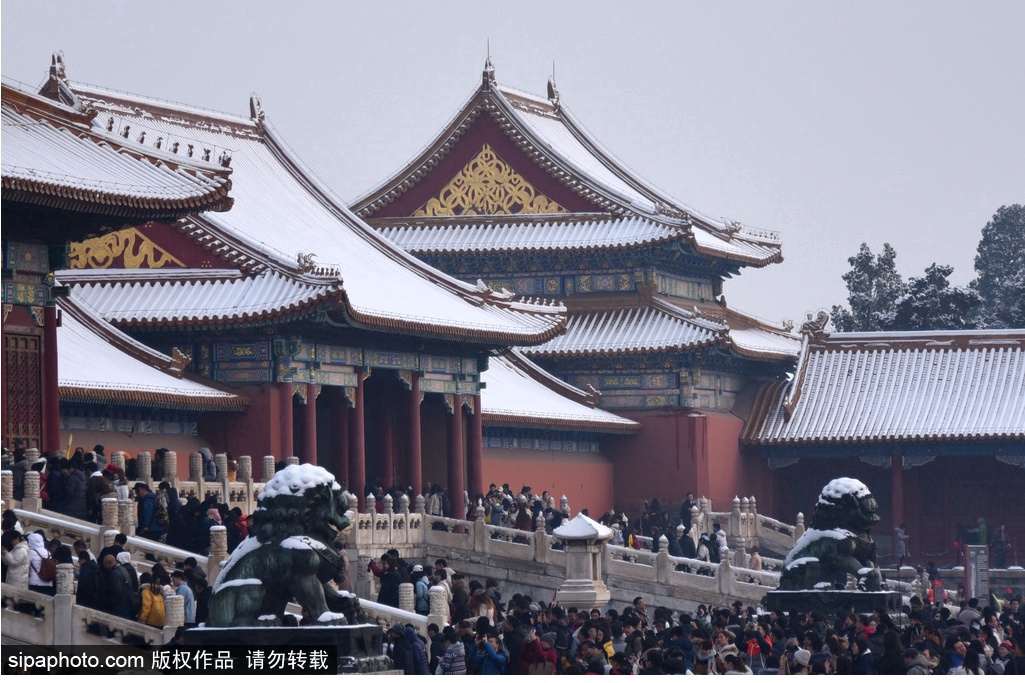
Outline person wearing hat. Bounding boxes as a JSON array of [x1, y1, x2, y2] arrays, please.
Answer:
[[790, 647, 812, 674], [520, 629, 559, 674], [411, 564, 430, 616], [990, 640, 1017, 675], [902, 647, 931, 675]]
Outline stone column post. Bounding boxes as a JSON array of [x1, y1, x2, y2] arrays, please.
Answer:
[[691, 506, 701, 545], [208, 526, 228, 585], [238, 456, 252, 483], [286, 456, 299, 467], [263, 455, 276, 483], [137, 452, 152, 486], [102, 529, 118, 550], [111, 451, 126, 473], [382, 494, 393, 516], [398, 494, 410, 515], [415, 494, 425, 515], [428, 585, 450, 630], [795, 512, 805, 540], [560, 495, 570, 519], [189, 452, 202, 482], [535, 523, 548, 564], [717, 554, 735, 597], [398, 582, 414, 613], [165, 594, 185, 628], [23, 471, 41, 513], [54, 563, 75, 645], [101, 498, 120, 531], [749, 496, 758, 548], [1, 470, 13, 509], [656, 535, 670, 583], [164, 451, 178, 485], [119, 499, 135, 536]]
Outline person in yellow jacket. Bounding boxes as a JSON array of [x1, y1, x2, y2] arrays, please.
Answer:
[[138, 572, 166, 627]]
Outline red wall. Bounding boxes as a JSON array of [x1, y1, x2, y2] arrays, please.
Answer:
[[484, 447, 614, 518]]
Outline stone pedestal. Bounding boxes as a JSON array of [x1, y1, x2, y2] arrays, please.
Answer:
[[764, 590, 901, 617], [552, 513, 612, 611], [185, 625, 390, 674]]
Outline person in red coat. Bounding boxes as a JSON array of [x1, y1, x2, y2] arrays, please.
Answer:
[[520, 630, 559, 674]]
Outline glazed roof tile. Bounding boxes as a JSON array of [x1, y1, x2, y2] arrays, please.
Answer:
[[742, 329, 1025, 445], [522, 298, 726, 357], [1, 79, 232, 217], [58, 299, 245, 411], [66, 82, 565, 345], [58, 268, 335, 326], [375, 214, 679, 253], [482, 351, 639, 433]]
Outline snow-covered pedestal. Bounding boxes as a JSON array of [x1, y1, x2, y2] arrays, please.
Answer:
[[552, 513, 612, 611]]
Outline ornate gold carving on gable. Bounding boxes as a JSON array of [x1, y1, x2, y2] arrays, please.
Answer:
[[69, 228, 185, 269], [413, 144, 567, 216]]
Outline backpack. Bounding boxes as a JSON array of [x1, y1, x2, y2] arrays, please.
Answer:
[[153, 492, 170, 528], [528, 660, 556, 675], [117, 564, 142, 616], [37, 551, 57, 582]]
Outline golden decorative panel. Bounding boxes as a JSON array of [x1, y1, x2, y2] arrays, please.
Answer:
[[413, 144, 567, 216], [70, 228, 185, 269]]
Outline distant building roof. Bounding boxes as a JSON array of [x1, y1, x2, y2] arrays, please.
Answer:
[[482, 350, 639, 433], [57, 76, 566, 345], [742, 328, 1025, 445], [2, 73, 232, 221], [58, 298, 246, 411], [354, 66, 782, 268]]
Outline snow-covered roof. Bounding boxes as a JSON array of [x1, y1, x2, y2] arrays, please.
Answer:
[[65, 81, 565, 346], [374, 214, 680, 253], [522, 298, 726, 357], [353, 70, 783, 269], [552, 513, 614, 541], [743, 329, 1025, 445], [58, 268, 340, 327], [481, 351, 639, 433], [57, 299, 246, 411], [2, 78, 232, 218]]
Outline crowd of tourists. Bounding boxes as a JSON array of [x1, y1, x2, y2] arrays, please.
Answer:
[[376, 548, 1025, 676]]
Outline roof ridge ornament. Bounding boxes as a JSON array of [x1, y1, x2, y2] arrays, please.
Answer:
[[249, 93, 266, 133], [547, 77, 561, 110], [482, 56, 496, 89], [800, 310, 830, 339], [39, 51, 82, 110], [296, 252, 318, 274]]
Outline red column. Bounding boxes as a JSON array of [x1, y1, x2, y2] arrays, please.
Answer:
[[447, 395, 464, 517], [466, 394, 483, 502], [42, 304, 61, 453], [303, 383, 318, 465], [892, 455, 904, 563], [334, 390, 349, 487], [349, 372, 366, 510], [407, 374, 422, 496], [689, 412, 709, 498], [279, 380, 294, 457]]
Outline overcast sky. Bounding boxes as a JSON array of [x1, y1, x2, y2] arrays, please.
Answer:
[[3, 1, 1023, 324]]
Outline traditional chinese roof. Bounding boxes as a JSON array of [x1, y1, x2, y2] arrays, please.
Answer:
[[696, 300, 801, 361], [57, 268, 339, 327], [53, 73, 565, 345], [742, 328, 1025, 445], [353, 65, 782, 268], [374, 214, 679, 254], [57, 298, 247, 411], [522, 297, 728, 357], [1, 72, 232, 224], [481, 350, 639, 433]]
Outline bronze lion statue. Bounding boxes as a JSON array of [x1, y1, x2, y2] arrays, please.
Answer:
[[207, 464, 364, 626], [778, 478, 883, 592]]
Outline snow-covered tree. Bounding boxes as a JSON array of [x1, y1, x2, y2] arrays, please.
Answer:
[[971, 204, 1025, 329], [830, 243, 905, 332], [893, 263, 980, 330]]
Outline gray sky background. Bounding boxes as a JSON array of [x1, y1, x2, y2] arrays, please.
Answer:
[[3, 1, 1023, 325]]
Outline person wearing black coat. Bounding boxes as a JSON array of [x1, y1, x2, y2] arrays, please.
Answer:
[[61, 463, 88, 521], [371, 557, 402, 608], [76, 552, 104, 610]]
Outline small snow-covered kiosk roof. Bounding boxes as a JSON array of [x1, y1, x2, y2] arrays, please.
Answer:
[[481, 350, 639, 433], [742, 327, 1025, 446], [59, 77, 566, 345], [553, 513, 614, 541], [57, 298, 246, 411]]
